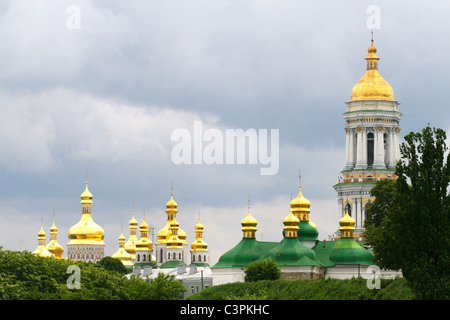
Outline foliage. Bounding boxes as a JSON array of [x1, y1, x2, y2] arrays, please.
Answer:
[[188, 277, 414, 300], [364, 126, 450, 300], [0, 248, 185, 300], [243, 258, 281, 282], [98, 256, 128, 275], [124, 273, 186, 300]]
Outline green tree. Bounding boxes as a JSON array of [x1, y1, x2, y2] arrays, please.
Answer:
[[365, 126, 450, 300], [98, 256, 128, 275], [243, 258, 281, 282]]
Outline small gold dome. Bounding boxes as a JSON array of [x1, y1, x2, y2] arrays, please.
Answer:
[[283, 210, 300, 226], [350, 43, 394, 101], [112, 232, 133, 267]]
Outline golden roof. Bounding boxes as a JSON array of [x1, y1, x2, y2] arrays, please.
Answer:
[[68, 181, 105, 245], [283, 210, 300, 238], [283, 210, 300, 227], [112, 232, 133, 267], [47, 217, 64, 259], [136, 216, 153, 251], [157, 189, 187, 244], [32, 224, 53, 258], [350, 43, 394, 101], [191, 218, 208, 251]]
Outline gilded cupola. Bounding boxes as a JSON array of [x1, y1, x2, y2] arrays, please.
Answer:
[[191, 218, 208, 251], [124, 205, 139, 260], [32, 219, 53, 258], [350, 41, 394, 101], [67, 175, 105, 246], [241, 198, 258, 239], [112, 227, 133, 267], [46, 211, 64, 259], [156, 185, 187, 244]]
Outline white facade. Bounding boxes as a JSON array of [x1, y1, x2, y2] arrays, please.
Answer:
[[334, 99, 402, 234]]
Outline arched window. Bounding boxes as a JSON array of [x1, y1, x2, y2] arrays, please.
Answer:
[[137, 255, 140, 262], [367, 132, 374, 167], [345, 202, 352, 217], [192, 255, 195, 262]]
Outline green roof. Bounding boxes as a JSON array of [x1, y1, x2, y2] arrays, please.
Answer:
[[261, 237, 320, 266], [160, 260, 187, 269], [211, 238, 278, 269], [329, 238, 374, 265], [312, 240, 338, 267], [298, 221, 319, 241]]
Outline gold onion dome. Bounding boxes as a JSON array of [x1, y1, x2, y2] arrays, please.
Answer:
[[68, 181, 105, 245], [290, 176, 311, 221], [32, 222, 53, 258], [350, 42, 394, 101], [46, 214, 64, 259], [191, 218, 208, 251], [283, 211, 300, 238], [157, 187, 187, 244], [124, 207, 139, 258], [339, 208, 356, 238], [112, 231, 133, 267], [241, 198, 257, 239]]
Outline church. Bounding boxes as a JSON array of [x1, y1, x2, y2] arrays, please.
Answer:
[[32, 39, 403, 287], [211, 40, 403, 284]]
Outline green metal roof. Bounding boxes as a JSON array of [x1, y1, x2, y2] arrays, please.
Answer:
[[261, 237, 320, 266], [211, 238, 278, 269], [298, 221, 319, 241], [329, 238, 374, 265], [160, 260, 188, 269]]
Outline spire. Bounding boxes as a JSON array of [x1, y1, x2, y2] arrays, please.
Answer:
[[80, 170, 93, 207]]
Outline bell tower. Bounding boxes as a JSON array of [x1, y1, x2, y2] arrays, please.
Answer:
[[333, 40, 402, 239]]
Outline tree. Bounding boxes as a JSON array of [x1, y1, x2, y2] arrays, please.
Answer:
[[243, 258, 281, 282], [98, 256, 128, 275], [364, 126, 450, 300], [125, 273, 186, 300]]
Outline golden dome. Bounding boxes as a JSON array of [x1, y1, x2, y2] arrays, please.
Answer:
[[46, 216, 64, 259], [241, 199, 257, 239], [283, 211, 300, 238], [68, 215, 105, 244], [112, 231, 133, 267], [283, 210, 300, 226], [290, 176, 311, 222], [157, 188, 187, 244], [136, 216, 153, 251], [166, 218, 183, 248], [191, 218, 208, 251], [32, 223, 53, 258], [124, 208, 139, 258], [350, 43, 394, 101], [68, 182, 105, 245], [339, 209, 356, 238]]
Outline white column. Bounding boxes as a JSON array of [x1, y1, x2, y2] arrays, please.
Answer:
[[355, 127, 364, 169], [374, 127, 386, 169], [362, 128, 368, 169], [395, 128, 401, 162], [348, 130, 355, 168], [388, 128, 395, 168], [345, 129, 351, 169]]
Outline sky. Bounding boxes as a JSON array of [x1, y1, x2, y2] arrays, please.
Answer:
[[0, 0, 448, 266]]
